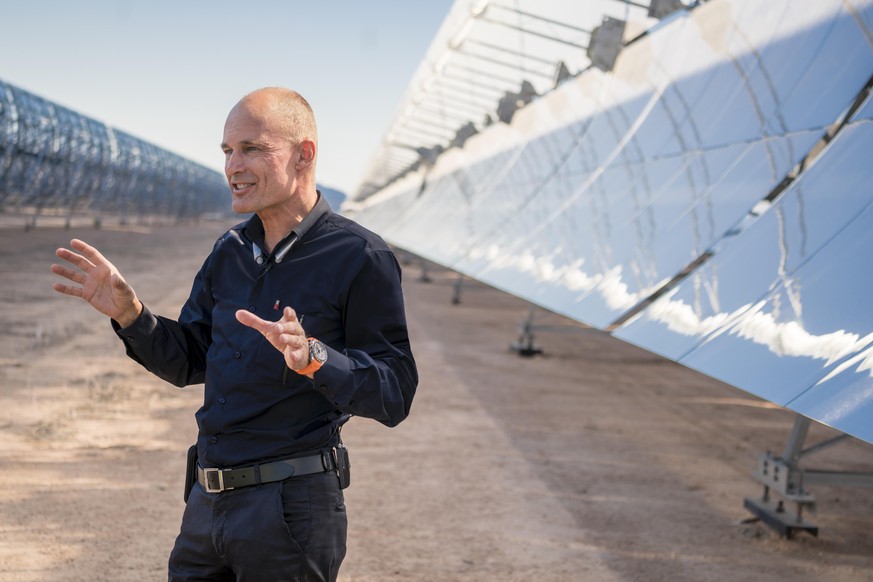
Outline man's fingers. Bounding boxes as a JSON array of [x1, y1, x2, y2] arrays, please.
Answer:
[[50, 263, 85, 284], [235, 309, 272, 333], [55, 247, 96, 272], [236, 308, 308, 370], [52, 282, 83, 298], [282, 306, 298, 322], [70, 239, 109, 266], [236, 309, 305, 339], [278, 332, 306, 348]]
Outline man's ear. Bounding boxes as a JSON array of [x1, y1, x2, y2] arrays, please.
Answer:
[[297, 140, 316, 169]]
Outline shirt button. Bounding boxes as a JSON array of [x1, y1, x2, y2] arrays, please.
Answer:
[[218, 396, 226, 404], [210, 437, 218, 444], [249, 306, 256, 312], [234, 352, 242, 359]]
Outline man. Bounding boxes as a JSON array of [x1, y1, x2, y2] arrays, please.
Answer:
[[51, 87, 418, 581]]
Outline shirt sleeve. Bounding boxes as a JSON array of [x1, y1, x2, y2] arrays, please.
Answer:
[[111, 259, 213, 388], [310, 249, 418, 427]]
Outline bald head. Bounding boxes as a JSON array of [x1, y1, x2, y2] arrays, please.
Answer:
[[232, 87, 318, 148]]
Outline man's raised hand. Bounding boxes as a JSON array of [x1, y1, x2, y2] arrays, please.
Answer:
[[51, 239, 143, 328], [235, 306, 310, 372]]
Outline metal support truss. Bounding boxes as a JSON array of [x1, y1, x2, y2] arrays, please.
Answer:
[[743, 414, 873, 538], [476, 4, 592, 49], [0, 78, 227, 225]]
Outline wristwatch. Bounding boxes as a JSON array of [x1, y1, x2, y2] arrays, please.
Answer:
[[295, 338, 328, 375]]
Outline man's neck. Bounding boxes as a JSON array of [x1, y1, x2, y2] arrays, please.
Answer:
[[259, 190, 318, 254]]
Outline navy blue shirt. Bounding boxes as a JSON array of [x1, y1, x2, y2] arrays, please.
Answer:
[[114, 194, 417, 468]]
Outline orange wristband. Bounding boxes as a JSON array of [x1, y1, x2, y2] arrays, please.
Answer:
[[294, 338, 327, 375]]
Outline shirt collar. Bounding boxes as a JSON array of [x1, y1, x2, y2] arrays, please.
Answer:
[[242, 190, 332, 251]]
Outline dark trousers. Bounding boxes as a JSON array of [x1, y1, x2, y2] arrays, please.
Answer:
[[168, 471, 347, 581]]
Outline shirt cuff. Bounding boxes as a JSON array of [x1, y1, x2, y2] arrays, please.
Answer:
[[111, 304, 158, 343], [311, 345, 351, 406]]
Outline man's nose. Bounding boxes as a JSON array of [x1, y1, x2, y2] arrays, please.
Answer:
[[225, 151, 244, 174]]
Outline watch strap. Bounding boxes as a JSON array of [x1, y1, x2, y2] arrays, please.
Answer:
[[294, 337, 325, 375]]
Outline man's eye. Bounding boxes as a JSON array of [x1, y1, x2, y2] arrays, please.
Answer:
[[244, 146, 259, 153]]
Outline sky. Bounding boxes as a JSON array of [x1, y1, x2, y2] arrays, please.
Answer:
[[0, 0, 454, 195]]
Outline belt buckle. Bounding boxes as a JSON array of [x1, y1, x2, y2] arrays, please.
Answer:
[[204, 468, 227, 493]]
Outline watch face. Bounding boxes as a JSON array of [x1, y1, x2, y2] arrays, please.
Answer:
[[310, 339, 328, 363]]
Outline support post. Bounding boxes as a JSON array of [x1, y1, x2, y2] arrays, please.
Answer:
[[511, 306, 542, 357], [743, 414, 873, 538], [452, 274, 464, 305], [419, 259, 432, 283], [744, 415, 818, 538]]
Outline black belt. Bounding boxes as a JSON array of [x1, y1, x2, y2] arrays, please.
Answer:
[[197, 451, 336, 493]]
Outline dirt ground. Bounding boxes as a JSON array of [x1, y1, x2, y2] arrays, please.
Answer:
[[1, 217, 872, 582]]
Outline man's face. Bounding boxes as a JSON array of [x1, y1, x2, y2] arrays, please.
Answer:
[[221, 103, 300, 217]]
